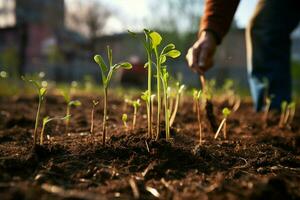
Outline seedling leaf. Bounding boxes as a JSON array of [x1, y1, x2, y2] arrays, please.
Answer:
[[149, 31, 162, 48], [94, 55, 108, 72], [69, 100, 81, 107], [162, 43, 175, 55], [118, 62, 132, 70], [166, 50, 181, 58], [222, 107, 231, 117], [122, 113, 128, 122]]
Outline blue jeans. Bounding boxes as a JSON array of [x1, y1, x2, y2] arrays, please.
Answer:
[[246, 0, 300, 111]]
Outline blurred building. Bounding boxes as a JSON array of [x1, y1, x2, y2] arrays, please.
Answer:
[[0, 0, 87, 80]]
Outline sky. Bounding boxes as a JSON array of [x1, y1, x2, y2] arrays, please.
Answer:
[[66, 0, 260, 34]]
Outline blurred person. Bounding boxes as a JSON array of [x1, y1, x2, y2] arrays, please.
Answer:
[[186, 0, 300, 111]]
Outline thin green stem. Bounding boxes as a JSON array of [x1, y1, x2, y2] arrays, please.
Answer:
[[147, 53, 153, 139], [162, 82, 170, 140], [133, 106, 137, 130], [40, 123, 45, 145], [155, 49, 161, 140], [102, 87, 108, 146], [196, 100, 202, 145], [66, 104, 70, 133], [90, 105, 95, 134], [170, 93, 180, 127], [33, 98, 42, 146]]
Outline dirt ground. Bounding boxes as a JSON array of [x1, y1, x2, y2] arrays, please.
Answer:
[[0, 94, 299, 200]]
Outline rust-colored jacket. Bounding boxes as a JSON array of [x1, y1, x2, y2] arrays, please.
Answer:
[[200, 0, 240, 44]]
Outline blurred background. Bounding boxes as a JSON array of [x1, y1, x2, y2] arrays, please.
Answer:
[[0, 0, 299, 93]]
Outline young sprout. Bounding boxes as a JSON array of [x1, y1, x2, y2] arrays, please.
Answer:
[[194, 90, 203, 145], [94, 46, 132, 145], [122, 113, 128, 131], [150, 31, 180, 140], [278, 101, 288, 128], [22, 76, 47, 147], [131, 99, 141, 130], [90, 100, 99, 134], [287, 102, 296, 125], [262, 95, 274, 127], [170, 83, 185, 127], [141, 91, 152, 137], [282, 101, 296, 127], [129, 29, 154, 139], [193, 89, 198, 113], [61, 89, 81, 133], [214, 107, 231, 140], [40, 115, 69, 145]]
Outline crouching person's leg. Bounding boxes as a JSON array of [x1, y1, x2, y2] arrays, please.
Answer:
[[246, 0, 300, 111]]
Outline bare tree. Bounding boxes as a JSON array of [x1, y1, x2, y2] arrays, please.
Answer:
[[148, 0, 204, 33], [66, 0, 110, 51]]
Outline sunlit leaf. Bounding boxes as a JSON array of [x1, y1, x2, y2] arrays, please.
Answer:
[[39, 87, 47, 96], [162, 43, 175, 55], [94, 55, 108, 72], [122, 113, 128, 122], [118, 62, 132, 69], [166, 50, 181, 58], [222, 107, 231, 117], [160, 55, 166, 64], [69, 100, 81, 107], [149, 31, 162, 48]]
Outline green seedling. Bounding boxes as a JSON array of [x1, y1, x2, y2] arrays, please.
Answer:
[[278, 101, 288, 128], [282, 101, 296, 127], [262, 95, 274, 126], [129, 29, 154, 139], [194, 90, 204, 145], [22, 76, 47, 146], [170, 83, 185, 127], [94, 46, 132, 145], [61, 89, 81, 133], [151, 31, 180, 140], [130, 29, 180, 140], [40, 115, 70, 145], [141, 90, 152, 137], [122, 113, 128, 131], [192, 89, 198, 113], [161, 68, 171, 140], [214, 107, 231, 140], [131, 99, 141, 130], [287, 102, 296, 125], [90, 100, 99, 134]]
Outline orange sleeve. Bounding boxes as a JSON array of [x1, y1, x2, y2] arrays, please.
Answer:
[[200, 0, 240, 44]]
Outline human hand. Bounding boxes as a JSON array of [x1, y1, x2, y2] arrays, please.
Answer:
[[186, 31, 217, 74]]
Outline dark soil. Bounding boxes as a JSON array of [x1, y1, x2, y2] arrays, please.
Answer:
[[0, 94, 299, 200]]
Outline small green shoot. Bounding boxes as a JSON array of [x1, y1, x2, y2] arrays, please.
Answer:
[[150, 31, 180, 140], [129, 29, 154, 139], [287, 102, 296, 125], [90, 100, 99, 134], [22, 76, 47, 147], [170, 83, 185, 127], [214, 107, 231, 140], [280, 101, 296, 128], [263, 95, 274, 127], [61, 89, 81, 133], [131, 99, 141, 130], [122, 113, 128, 131], [194, 90, 203, 145], [141, 90, 153, 137], [40, 115, 70, 145], [94, 46, 132, 145], [278, 101, 288, 128]]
